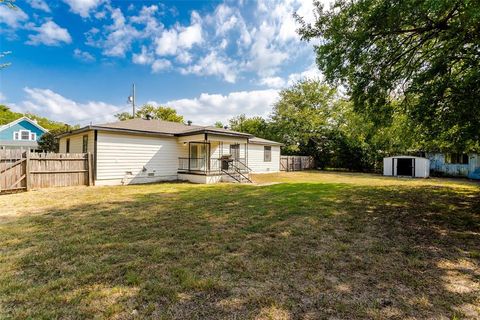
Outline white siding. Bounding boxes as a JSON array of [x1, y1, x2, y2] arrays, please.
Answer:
[[59, 131, 94, 154], [248, 144, 280, 173], [96, 132, 180, 184], [383, 157, 393, 176], [210, 142, 247, 159], [383, 156, 430, 178]]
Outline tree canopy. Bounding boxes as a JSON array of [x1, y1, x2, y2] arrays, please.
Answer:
[[227, 79, 418, 171], [115, 105, 184, 123], [297, 0, 480, 152], [228, 115, 272, 140]]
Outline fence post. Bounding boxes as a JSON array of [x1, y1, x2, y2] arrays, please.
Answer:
[[87, 152, 93, 186], [25, 151, 30, 191]]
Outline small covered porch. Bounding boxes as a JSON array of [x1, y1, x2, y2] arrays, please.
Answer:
[[177, 131, 252, 183]]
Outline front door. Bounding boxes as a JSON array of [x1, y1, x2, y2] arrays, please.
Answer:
[[189, 143, 207, 171], [397, 158, 413, 176], [230, 144, 240, 160]]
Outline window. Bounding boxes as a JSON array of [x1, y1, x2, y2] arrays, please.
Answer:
[[13, 130, 39, 141], [82, 135, 88, 153], [264, 146, 271, 162], [230, 144, 240, 159], [20, 130, 30, 140], [446, 153, 468, 164], [66, 138, 70, 153]]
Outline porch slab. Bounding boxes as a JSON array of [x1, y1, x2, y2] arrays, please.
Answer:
[[178, 173, 223, 184]]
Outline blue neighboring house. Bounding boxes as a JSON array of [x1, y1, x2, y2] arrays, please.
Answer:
[[0, 117, 48, 151]]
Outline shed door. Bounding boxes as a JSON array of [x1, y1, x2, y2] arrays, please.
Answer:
[[397, 158, 414, 176]]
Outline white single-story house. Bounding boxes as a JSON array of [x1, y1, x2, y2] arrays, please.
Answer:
[[57, 118, 282, 185], [383, 156, 430, 178]]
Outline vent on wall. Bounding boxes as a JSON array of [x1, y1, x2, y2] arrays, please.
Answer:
[[148, 172, 155, 177]]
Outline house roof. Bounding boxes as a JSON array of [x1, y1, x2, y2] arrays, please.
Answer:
[[57, 118, 284, 146], [249, 137, 283, 146], [0, 116, 48, 133], [57, 118, 253, 139]]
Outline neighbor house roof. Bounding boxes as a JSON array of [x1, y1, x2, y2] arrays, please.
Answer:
[[57, 118, 253, 139], [0, 116, 48, 133]]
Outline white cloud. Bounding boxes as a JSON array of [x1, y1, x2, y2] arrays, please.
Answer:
[[259, 76, 286, 89], [130, 5, 162, 35], [32, 1, 321, 86], [27, 0, 51, 12], [86, 7, 141, 57], [151, 59, 171, 73], [178, 12, 203, 48], [154, 29, 178, 56], [287, 64, 323, 85], [166, 89, 279, 125], [0, 91, 6, 102], [26, 21, 72, 46], [132, 45, 154, 65], [246, 22, 288, 77], [13, 87, 121, 125], [63, 0, 103, 18], [73, 48, 95, 62], [176, 51, 192, 64], [154, 11, 203, 57], [0, 5, 28, 28], [180, 52, 237, 83]]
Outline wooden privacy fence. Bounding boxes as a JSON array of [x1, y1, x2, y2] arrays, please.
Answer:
[[280, 156, 315, 172], [0, 151, 93, 193]]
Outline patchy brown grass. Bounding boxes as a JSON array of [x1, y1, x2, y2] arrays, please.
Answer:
[[0, 171, 479, 319]]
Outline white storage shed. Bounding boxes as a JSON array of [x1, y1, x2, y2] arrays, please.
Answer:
[[383, 156, 430, 178]]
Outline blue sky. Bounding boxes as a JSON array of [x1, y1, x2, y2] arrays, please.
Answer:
[[0, 0, 323, 125]]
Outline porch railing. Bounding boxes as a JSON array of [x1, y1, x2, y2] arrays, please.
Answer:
[[178, 157, 250, 174]]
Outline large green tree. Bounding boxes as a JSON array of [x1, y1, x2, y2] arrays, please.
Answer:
[[271, 80, 338, 154], [115, 105, 184, 123], [228, 114, 273, 139], [297, 0, 480, 152]]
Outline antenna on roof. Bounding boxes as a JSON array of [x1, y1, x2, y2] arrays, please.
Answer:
[[127, 83, 136, 118]]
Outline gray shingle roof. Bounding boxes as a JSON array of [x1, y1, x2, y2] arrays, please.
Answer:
[[58, 118, 256, 139], [249, 137, 283, 146], [95, 118, 203, 135]]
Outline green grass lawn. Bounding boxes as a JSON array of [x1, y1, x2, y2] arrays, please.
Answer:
[[0, 171, 479, 319]]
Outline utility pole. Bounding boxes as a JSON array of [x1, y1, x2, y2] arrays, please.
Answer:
[[128, 84, 136, 118], [132, 83, 136, 118]]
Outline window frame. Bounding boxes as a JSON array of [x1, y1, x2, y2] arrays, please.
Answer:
[[264, 146, 272, 162], [20, 130, 31, 141], [446, 153, 469, 165], [230, 143, 240, 160], [82, 135, 88, 153]]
